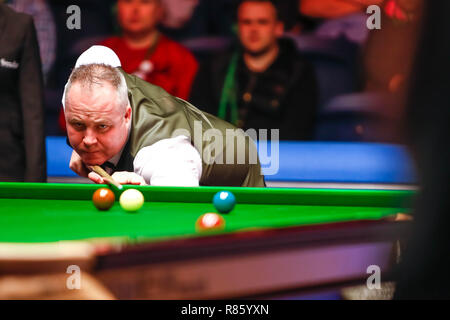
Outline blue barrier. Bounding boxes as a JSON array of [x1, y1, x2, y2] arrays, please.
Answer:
[[259, 142, 416, 184], [46, 137, 417, 184], [46, 136, 76, 177]]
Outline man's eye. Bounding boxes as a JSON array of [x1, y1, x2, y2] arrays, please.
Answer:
[[98, 124, 109, 130], [73, 122, 84, 129]]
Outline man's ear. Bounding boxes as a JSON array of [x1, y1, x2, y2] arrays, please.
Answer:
[[125, 105, 132, 122], [275, 21, 284, 37]]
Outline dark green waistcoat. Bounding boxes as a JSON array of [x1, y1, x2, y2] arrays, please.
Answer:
[[116, 68, 265, 187]]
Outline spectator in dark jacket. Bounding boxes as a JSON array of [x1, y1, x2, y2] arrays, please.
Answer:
[[190, 0, 318, 140]]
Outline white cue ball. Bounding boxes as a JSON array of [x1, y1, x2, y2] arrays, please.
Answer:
[[119, 189, 144, 212]]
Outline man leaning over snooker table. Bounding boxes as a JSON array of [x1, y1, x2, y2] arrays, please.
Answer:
[[64, 46, 265, 187]]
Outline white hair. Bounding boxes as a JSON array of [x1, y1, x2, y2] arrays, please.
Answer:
[[63, 63, 129, 112]]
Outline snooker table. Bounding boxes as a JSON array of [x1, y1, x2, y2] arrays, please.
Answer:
[[0, 182, 414, 299]]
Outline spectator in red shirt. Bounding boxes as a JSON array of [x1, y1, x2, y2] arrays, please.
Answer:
[[101, 0, 198, 100]]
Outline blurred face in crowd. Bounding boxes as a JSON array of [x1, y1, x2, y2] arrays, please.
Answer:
[[65, 82, 132, 166], [117, 0, 163, 35], [237, 1, 284, 56]]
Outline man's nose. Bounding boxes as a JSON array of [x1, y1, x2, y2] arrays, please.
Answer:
[[249, 25, 259, 33], [83, 130, 98, 147], [131, 2, 140, 13]]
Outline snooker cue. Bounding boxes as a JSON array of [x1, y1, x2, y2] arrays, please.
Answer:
[[88, 165, 123, 190]]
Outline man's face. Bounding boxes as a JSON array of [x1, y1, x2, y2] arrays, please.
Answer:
[[65, 82, 132, 166], [237, 1, 283, 55], [117, 0, 162, 35]]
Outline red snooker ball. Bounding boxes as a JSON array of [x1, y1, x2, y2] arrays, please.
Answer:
[[196, 213, 225, 232], [92, 188, 115, 211]]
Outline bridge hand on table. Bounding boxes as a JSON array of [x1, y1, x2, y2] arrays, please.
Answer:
[[88, 171, 147, 186]]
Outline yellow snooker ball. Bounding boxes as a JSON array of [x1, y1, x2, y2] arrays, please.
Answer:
[[119, 189, 144, 212]]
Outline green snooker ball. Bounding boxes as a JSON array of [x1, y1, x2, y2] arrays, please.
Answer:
[[213, 191, 236, 214], [119, 189, 144, 212]]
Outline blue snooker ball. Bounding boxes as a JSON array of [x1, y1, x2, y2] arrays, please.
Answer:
[[213, 191, 236, 213]]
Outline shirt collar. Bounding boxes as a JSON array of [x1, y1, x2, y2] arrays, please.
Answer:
[[107, 123, 132, 167]]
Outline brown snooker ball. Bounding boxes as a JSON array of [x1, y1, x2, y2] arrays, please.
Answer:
[[92, 188, 115, 211]]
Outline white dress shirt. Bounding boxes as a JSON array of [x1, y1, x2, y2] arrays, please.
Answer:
[[133, 135, 202, 186]]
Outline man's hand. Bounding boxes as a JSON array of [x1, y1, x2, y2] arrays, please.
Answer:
[[88, 171, 147, 185], [70, 150, 147, 185], [69, 150, 90, 177], [110, 171, 147, 185]]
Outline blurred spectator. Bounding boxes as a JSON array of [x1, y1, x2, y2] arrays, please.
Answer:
[[339, 0, 422, 144], [190, 0, 318, 140], [7, 0, 56, 81], [0, 4, 46, 181], [101, 0, 198, 100], [362, 0, 423, 93]]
